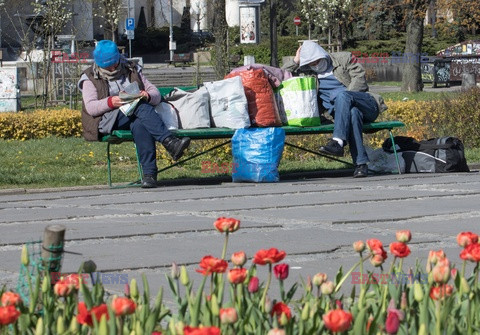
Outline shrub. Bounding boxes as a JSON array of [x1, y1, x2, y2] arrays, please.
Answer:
[[0, 109, 82, 140], [366, 88, 480, 148]]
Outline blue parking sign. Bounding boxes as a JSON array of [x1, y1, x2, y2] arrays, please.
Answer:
[[126, 18, 135, 30]]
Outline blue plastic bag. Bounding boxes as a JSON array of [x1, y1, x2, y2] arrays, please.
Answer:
[[231, 127, 286, 182]]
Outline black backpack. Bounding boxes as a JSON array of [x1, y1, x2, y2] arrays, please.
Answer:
[[418, 137, 470, 173]]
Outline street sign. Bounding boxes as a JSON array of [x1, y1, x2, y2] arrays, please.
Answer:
[[126, 18, 135, 30], [126, 30, 134, 40], [294, 16, 301, 26]]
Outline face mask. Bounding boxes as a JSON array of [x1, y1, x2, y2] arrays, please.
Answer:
[[310, 59, 328, 73]]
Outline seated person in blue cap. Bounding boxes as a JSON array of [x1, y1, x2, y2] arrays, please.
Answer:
[[78, 40, 190, 188]]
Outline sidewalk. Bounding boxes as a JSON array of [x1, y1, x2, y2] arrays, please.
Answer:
[[1, 170, 479, 303]]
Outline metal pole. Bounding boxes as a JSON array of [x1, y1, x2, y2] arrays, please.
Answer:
[[128, 0, 132, 58], [169, 0, 174, 61]]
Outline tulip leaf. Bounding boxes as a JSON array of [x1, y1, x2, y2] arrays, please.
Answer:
[[286, 282, 298, 302], [80, 277, 93, 309], [142, 273, 150, 301], [107, 307, 116, 335]]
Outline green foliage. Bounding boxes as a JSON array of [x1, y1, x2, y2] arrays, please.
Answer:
[[434, 87, 480, 148], [132, 27, 170, 53], [229, 36, 301, 66]]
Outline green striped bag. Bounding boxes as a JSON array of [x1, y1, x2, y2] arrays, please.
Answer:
[[278, 76, 320, 127]]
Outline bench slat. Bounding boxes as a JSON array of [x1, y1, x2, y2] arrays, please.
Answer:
[[102, 121, 405, 143]]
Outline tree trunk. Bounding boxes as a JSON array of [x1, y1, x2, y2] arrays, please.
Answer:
[[402, 11, 424, 92], [429, 0, 437, 38], [270, 0, 278, 67], [211, 0, 228, 79]]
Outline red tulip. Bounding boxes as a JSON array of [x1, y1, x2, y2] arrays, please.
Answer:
[[214, 217, 240, 233], [231, 251, 247, 267], [273, 263, 289, 280], [183, 326, 221, 335], [353, 240, 365, 253], [64, 274, 82, 290], [429, 284, 453, 300], [395, 230, 412, 243], [253, 248, 286, 265], [196, 255, 228, 276], [228, 268, 247, 284], [323, 309, 353, 333], [1, 292, 21, 307], [367, 239, 388, 260], [271, 302, 292, 323], [76, 302, 109, 327], [456, 232, 478, 247], [428, 250, 446, 264], [220, 307, 238, 324], [111, 297, 136, 316], [389, 242, 411, 258], [54, 279, 74, 297], [248, 276, 259, 293], [432, 262, 451, 284], [370, 254, 386, 267], [0, 305, 20, 325], [312, 273, 327, 286], [460, 243, 480, 262], [385, 311, 400, 334]]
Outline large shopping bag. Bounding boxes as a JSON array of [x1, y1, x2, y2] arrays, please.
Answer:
[[204, 76, 250, 129], [277, 76, 321, 126], [225, 69, 282, 127], [164, 87, 211, 129], [231, 127, 285, 183]]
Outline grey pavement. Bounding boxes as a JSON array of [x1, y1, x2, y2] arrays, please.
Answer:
[[1, 170, 480, 305]]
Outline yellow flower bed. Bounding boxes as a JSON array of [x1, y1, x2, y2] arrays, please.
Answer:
[[0, 109, 82, 140]]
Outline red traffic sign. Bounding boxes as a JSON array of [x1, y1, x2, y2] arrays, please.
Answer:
[[294, 16, 301, 26]]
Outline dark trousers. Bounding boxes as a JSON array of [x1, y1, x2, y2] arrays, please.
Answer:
[[114, 102, 171, 175], [332, 91, 379, 165]]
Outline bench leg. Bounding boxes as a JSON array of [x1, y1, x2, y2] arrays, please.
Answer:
[[387, 130, 402, 175], [133, 143, 143, 181], [106, 141, 143, 188], [107, 142, 113, 188]]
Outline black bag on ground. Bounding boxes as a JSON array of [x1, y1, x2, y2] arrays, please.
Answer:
[[382, 136, 421, 153], [418, 137, 469, 172], [381, 136, 469, 173]]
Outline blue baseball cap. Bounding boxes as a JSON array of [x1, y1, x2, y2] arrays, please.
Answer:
[[93, 40, 120, 68]]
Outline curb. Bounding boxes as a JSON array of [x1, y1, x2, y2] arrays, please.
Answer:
[[0, 166, 477, 195]]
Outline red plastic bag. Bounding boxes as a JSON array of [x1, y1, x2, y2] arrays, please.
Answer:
[[225, 69, 281, 127]]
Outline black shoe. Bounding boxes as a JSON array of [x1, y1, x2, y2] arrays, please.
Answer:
[[141, 174, 158, 188], [353, 164, 368, 178], [319, 139, 344, 157], [162, 136, 191, 161]]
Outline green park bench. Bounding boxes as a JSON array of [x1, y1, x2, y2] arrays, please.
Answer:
[[101, 97, 405, 187], [166, 52, 194, 67]]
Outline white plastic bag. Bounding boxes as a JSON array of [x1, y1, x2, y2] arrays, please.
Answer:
[[277, 76, 320, 126], [165, 87, 211, 129], [366, 147, 405, 174], [155, 102, 178, 130], [204, 76, 250, 129]]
